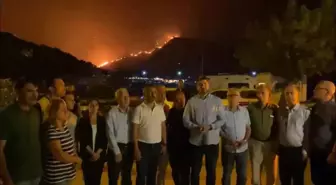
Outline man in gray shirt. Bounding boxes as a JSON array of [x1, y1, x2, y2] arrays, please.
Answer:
[[278, 84, 310, 185], [306, 81, 336, 185], [106, 88, 134, 185], [183, 76, 225, 185], [220, 89, 251, 185]]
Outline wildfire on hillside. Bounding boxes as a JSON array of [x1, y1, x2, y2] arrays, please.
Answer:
[[98, 34, 179, 68]]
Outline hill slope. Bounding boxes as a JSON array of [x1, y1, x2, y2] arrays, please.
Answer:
[[0, 32, 99, 79], [102, 38, 247, 77]]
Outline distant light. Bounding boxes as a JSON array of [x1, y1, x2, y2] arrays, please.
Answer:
[[141, 70, 147, 76], [177, 71, 182, 76], [251, 71, 257, 76]]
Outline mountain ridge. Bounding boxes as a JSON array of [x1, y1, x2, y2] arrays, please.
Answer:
[[0, 32, 99, 80], [102, 37, 247, 77]]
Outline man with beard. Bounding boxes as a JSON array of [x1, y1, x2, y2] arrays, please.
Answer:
[[133, 86, 167, 185], [0, 78, 42, 185], [183, 76, 225, 185]]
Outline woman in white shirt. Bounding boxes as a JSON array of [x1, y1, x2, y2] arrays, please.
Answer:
[[75, 100, 108, 185]]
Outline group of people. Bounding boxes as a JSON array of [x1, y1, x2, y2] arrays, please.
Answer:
[[0, 75, 336, 185]]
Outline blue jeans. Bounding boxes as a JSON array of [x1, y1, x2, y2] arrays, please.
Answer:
[[221, 150, 248, 185], [16, 178, 40, 185]]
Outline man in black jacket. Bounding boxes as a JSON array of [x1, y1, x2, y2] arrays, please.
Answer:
[[167, 91, 190, 185], [305, 81, 336, 185]]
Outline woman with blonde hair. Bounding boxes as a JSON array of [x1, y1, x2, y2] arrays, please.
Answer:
[[42, 99, 82, 185]]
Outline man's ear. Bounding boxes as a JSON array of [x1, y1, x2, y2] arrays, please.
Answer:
[[48, 86, 54, 93]]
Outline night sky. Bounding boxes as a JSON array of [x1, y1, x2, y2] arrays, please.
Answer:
[[2, 0, 291, 66]]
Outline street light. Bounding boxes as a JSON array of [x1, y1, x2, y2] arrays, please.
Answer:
[[251, 71, 257, 76], [141, 70, 147, 76], [177, 71, 182, 76]]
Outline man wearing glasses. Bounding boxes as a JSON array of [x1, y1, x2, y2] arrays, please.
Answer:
[[305, 81, 336, 185], [220, 89, 251, 185]]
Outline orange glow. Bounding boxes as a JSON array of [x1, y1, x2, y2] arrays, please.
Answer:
[[98, 61, 110, 68], [98, 34, 179, 68]]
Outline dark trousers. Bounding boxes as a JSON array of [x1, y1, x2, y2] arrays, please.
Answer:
[[82, 159, 105, 185], [221, 150, 248, 185], [190, 144, 219, 185], [107, 143, 134, 185], [310, 150, 336, 185], [278, 145, 306, 185], [168, 144, 191, 185], [136, 142, 161, 185]]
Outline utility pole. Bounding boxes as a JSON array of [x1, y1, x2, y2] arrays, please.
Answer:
[[200, 43, 204, 75], [200, 53, 204, 75], [0, 0, 3, 32]]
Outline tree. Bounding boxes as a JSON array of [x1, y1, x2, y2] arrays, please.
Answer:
[[235, 0, 335, 80]]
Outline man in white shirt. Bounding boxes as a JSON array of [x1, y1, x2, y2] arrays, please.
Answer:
[[133, 86, 167, 185], [278, 84, 310, 185], [106, 88, 133, 185]]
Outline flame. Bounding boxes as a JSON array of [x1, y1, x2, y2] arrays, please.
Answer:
[[98, 34, 179, 68]]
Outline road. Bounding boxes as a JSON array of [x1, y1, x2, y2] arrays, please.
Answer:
[[72, 158, 313, 185]]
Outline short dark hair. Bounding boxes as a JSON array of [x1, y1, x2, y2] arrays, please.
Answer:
[[46, 77, 62, 88], [143, 84, 154, 94], [286, 82, 300, 92], [15, 77, 37, 90], [256, 83, 272, 92], [197, 75, 210, 82]]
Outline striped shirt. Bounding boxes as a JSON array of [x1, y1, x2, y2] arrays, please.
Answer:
[[42, 124, 76, 184]]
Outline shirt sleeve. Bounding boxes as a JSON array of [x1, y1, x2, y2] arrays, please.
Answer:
[[303, 108, 311, 122], [47, 126, 61, 141], [159, 107, 166, 123], [183, 100, 199, 129], [211, 102, 226, 129], [244, 108, 251, 126], [0, 112, 10, 140], [106, 110, 121, 154], [220, 110, 227, 137], [132, 106, 141, 124]]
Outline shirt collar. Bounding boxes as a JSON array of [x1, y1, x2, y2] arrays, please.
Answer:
[[286, 104, 300, 112], [198, 93, 210, 100], [226, 105, 241, 112], [157, 101, 165, 106], [117, 105, 129, 113], [141, 101, 158, 108]]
